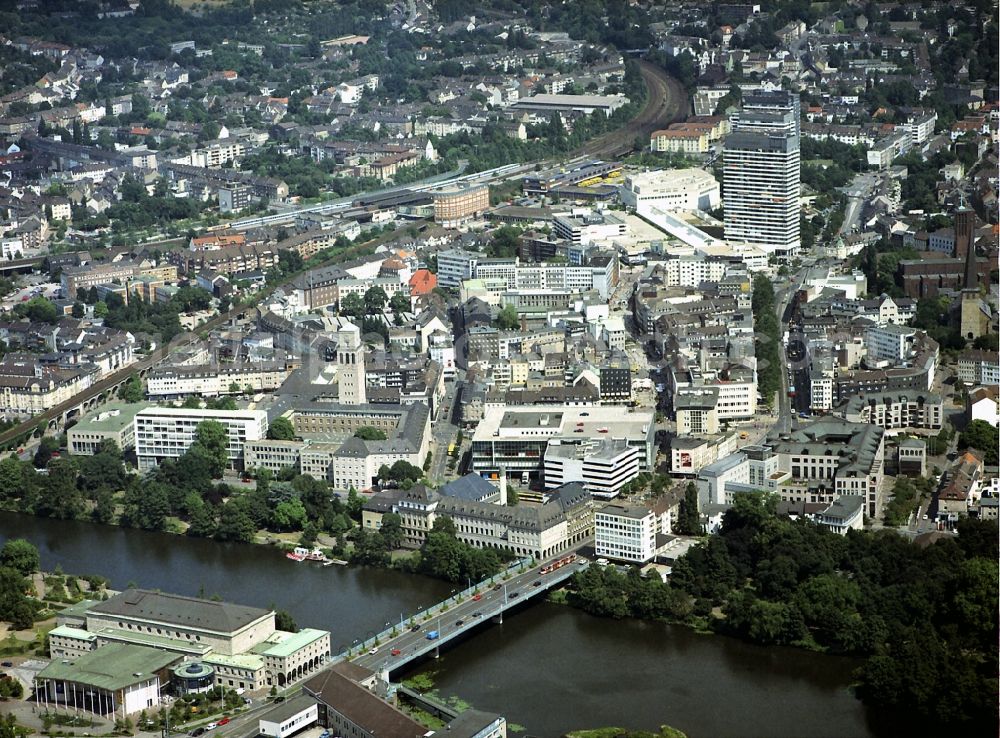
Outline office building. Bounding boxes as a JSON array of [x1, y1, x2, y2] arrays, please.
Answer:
[[471, 405, 655, 482], [433, 183, 489, 227], [67, 402, 149, 455], [621, 168, 720, 211], [723, 90, 800, 257], [594, 501, 671, 563], [134, 406, 268, 471], [543, 438, 640, 499]]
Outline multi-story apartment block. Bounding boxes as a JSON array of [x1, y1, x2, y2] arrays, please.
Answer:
[[865, 323, 916, 364], [839, 391, 943, 430], [146, 361, 291, 399], [134, 407, 268, 471], [723, 90, 801, 257], [957, 349, 1000, 386]]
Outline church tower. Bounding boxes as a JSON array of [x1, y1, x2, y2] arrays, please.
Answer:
[[958, 196, 987, 340], [953, 197, 974, 259]]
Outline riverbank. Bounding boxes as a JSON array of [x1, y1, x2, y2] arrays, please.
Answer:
[[1, 512, 884, 737]]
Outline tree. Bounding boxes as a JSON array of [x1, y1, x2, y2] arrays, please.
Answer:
[[122, 481, 170, 531], [0, 539, 39, 577], [388, 460, 422, 482], [267, 416, 296, 440], [192, 420, 229, 477], [675, 483, 702, 535], [354, 426, 387, 441], [339, 293, 364, 317], [0, 567, 35, 629], [119, 376, 144, 403], [379, 512, 404, 550], [71, 302, 85, 318], [389, 292, 410, 313], [363, 286, 388, 313], [496, 304, 519, 330], [272, 498, 308, 531], [274, 609, 298, 632], [94, 301, 109, 318], [215, 500, 257, 543], [958, 421, 998, 464], [488, 226, 521, 257]]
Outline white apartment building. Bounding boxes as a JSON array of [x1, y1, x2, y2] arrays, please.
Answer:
[[696, 444, 786, 506], [810, 374, 835, 412], [957, 350, 1000, 386], [594, 502, 667, 563], [134, 407, 268, 471], [658, 255, 729, 288], [723, 91, 801, 257], [840, 391, 943, 430], [543, 439, 640, 499], [620, 168, 721, 211], [865, 324, 916, 364], [146, 362, 291, 399]]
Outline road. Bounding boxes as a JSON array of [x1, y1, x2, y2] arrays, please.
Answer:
[[772, 270, 808, 435], [838, 171, 880, 237], [349, 556, 587, 673], [427, 377, 462, 484]]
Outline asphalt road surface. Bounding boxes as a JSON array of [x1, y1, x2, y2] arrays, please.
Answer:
[[350, 556, 588, 673]]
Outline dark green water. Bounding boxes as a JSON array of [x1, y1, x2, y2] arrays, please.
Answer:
[[2, 513, 878, 737]]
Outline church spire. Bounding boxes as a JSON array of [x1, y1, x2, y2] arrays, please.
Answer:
[[963, 224, 977, 291]]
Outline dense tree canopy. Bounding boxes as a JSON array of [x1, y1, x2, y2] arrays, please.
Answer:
[[569, 494, 998, 729]]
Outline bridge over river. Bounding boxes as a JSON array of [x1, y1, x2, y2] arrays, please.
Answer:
[[339, 553, 587, 678]]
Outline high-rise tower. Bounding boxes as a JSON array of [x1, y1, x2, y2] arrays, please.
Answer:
[[336, 319, 367, 405], [724, 90, 801, 258]]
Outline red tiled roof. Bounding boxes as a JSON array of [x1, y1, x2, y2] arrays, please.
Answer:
[[408, 268, 437, 295]]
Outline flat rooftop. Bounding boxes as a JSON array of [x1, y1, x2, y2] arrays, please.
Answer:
[[473, 404, 654, 442], [71, 402, 150, 433]]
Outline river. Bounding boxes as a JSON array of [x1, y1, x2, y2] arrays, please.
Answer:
[[1, 513, 881, 738]]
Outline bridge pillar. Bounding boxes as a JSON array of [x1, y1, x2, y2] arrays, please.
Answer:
[[492, 611, 503, 625], [432, 645, 440, 659]]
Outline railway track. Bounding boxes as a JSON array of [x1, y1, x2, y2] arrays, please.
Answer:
[[575, 60, 689, 160]]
